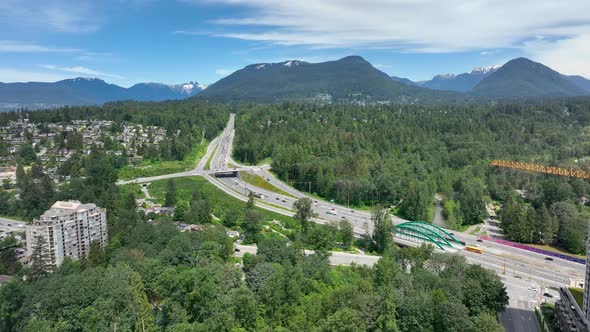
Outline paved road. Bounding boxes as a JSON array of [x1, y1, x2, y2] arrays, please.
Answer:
[[0, 217, 27, 234], [235, 244, 380, 267]]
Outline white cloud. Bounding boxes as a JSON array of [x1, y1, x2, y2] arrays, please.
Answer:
[[523, 30, 590, 78], [40, 64, 125, 80], [0, 0, 100, 33], [374, 63, 391, 69], [188, 0, 590, 61], [0, 68, 72, 83], [0, 40, 79, 53]]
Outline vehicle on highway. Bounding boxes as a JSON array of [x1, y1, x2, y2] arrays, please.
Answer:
[[543, 293, 553, 298], [281, 199, 286, 203], [476, 239, 483, 242], [464, 245, 484, 254], [544, 257, 554, 261], [327, 209, 337, 215]]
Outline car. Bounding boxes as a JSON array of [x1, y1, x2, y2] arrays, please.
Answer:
[[276, 197, 280, 200], [234, 248, 241, 252], [543, 293, 553, 298], [350, 210, 355, 213], [476, 239, 483, 242], [544, 257, 554, 261], [281, 199, 287, 203]]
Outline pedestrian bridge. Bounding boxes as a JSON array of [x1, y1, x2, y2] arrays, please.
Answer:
[[395, 221, 463, 251]]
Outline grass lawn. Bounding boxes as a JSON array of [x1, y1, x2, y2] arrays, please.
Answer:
[[204, 144, 218, 171], [469, 227, 481, 235], [569, 287, 584, 308], [239, 171, 295, 198], [119, 140, 208, 180], [0, 214, 27, 222], [529, 244, 586, 259], [148, 176, 298, 228]]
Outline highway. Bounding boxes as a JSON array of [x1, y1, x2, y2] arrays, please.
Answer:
[[119, 113, 586, 288], [0, 217, 27, 233], [118, 113, 584, 330]]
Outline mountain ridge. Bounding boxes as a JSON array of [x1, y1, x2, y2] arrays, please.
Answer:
[[197, 56, 461, 103], [472, 57, 589, 97], [0, 77, 206, 109]]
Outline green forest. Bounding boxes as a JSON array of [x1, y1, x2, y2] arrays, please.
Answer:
[[3, 97, 590, 330], [232, 99, 590, 253], [0, 101, 508, 330]]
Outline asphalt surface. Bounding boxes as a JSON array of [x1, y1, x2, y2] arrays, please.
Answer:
[[0, 217, 27, 233]]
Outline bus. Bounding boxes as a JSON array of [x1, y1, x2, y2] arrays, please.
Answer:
[[465, 245, 484, 254]]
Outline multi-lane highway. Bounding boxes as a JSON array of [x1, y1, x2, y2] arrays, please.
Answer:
[[119, 113, 585, 291], [0, 217, 27, 233]]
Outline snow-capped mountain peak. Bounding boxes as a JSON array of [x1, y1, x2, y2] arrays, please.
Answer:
[[471, 65, 501, 74], [282, 60, 305, 68], [434, 73, 456, 80], [168, 81, 206, 95], [255, 64, 267, 70]]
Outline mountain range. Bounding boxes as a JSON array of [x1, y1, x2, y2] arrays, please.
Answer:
[[1, 56, 590, 110], [393, 59, 590, 97], [0, 78, 205, 109], [197, 56, 459, 103]]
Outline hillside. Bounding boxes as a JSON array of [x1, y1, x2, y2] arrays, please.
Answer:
[[472, 58, 589, 97], [198, 56, 460, 103]]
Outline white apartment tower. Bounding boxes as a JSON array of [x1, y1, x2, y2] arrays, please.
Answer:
[[26, 201, 108, 267]]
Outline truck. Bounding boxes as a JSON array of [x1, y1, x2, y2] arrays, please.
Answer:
[[464, 245, 484, 254]]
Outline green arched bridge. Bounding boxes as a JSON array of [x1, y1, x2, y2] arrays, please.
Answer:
[[395, 221, 463, 251]]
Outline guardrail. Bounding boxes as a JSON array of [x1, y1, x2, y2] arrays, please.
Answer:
[[480, 236, 586, 265]]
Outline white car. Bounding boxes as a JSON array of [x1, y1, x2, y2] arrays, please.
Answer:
[[327, 209, 337, 215]]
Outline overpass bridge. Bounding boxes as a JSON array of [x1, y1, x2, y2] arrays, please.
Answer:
[[395, 221, 464, 251]]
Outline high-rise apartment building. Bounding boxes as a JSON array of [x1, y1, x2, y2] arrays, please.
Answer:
[[26, 201, 107, 267]]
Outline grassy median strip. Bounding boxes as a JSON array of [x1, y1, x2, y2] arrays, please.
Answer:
[[148, 176, 298, 228], [204, 144, 218, 171], [239, 171, 296, 198]]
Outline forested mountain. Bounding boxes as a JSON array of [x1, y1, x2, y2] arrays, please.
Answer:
[[198, 56, 461, 103], [565, 75, 590, 92], [394, 60, 590, 97], [0, 78, 205, 109], [472, 58, 589, 97]]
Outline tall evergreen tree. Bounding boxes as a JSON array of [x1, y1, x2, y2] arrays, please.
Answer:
[[371, 207, 395, 253], [27, 236, 53, 282], [164, 179, 177, 207]]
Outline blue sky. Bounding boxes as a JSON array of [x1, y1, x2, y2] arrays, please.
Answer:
[[1, 0, 589, 87]]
